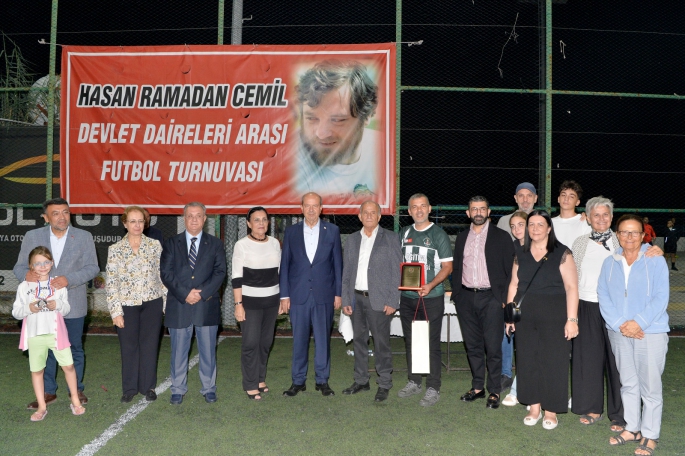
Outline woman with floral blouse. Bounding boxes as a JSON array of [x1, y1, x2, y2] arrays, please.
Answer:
[[106, 206, 166, 403]]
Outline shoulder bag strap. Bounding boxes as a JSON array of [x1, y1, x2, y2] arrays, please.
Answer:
[[515, 255, 548, 305]]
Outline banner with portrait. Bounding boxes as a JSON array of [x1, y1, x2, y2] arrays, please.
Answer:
[[61, 43, 396, 214]]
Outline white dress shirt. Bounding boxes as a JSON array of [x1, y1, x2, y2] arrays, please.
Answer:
[[303, 220, 320, 263], [354, 225, 379, 291], [49, 226, 70, 267]]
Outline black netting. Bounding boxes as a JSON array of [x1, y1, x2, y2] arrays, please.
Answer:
[[2, 0, 684, 326]]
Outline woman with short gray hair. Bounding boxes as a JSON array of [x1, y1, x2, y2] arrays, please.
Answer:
[[570, 196, 625, 431]]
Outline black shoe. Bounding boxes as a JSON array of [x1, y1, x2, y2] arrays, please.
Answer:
[[120, 393, 136, 403], [204, 392, 217, 403], [342, 382, 370, 395], [460, 389, 486, 402], [486, 393, 501, 409], [374, 387, 390, 402], [315, 382, 335, 396], [283, 383, 306, 397], [501, 375, 513, 390], [672, 266, 679, 271], [145, 390, 157, 402]]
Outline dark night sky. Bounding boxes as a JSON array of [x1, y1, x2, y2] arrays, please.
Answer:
[[2, 0, 684, 215]]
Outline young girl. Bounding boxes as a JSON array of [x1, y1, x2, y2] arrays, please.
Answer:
[[12, 246, 85, 421], [502, 211, 528, 408]]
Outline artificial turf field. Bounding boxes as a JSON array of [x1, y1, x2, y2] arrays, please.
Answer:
[[1, 334, 684, 455]]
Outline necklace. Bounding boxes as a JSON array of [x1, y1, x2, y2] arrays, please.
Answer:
[[249, 233, 267, 242]]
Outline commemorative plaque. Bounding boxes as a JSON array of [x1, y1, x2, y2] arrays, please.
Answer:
[[399, 262, 425, 291]]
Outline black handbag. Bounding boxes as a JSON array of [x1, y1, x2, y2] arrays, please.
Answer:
[[504, 255, 547, 324]]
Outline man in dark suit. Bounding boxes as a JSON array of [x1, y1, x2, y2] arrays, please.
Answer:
[[161, 202, 226, 404], [451, 196, 515, 409], [14, 197, 99, 409], [341, 201, 402, 402], [280, 192, 343, 397]]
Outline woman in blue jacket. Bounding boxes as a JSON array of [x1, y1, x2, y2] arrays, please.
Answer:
[[598, 214, 669, 456]]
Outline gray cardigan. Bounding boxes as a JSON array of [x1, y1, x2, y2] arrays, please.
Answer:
[[13, 225, 99, 319]]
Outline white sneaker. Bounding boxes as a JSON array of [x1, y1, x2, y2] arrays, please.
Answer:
[[419, 387, 440, 406], [502, 394, 518, 406], [397, 381, 422, 398]]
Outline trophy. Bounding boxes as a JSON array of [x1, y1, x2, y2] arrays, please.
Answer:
[[399, 262, 425, 291]]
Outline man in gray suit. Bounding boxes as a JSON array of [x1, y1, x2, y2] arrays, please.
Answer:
[[341, 201, 402, 402], [14, 197, 99, 409]]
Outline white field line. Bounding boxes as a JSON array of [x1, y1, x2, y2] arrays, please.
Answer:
[[76, 336, 227, 456]]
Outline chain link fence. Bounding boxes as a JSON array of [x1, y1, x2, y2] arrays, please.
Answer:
[[1, 0, 683, 327]]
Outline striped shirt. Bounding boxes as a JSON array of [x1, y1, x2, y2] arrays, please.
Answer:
[[462, 220, 491, 288], [231, 236, 281, 309]]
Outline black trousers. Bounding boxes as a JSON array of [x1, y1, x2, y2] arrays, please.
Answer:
[[116, 297, 164, 395], [240, 305, 279, 391], [455, 289, 504, 394], [516, 293, 570, 413], [399, 294, 443, 391], [571, 299, 625, 424], [351, 293, 393, 389]]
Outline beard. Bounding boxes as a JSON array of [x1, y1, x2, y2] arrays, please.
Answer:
[[471, 215, 487, 226], [300, 121, 365, 167]]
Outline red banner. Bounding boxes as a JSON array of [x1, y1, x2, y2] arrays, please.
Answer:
[[61, 44, 396, 214]]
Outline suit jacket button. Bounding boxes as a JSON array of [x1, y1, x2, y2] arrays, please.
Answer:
[[191, 276, 195, 279]]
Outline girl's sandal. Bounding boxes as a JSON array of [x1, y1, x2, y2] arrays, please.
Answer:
[[70, 404, 86, 416], [610, 430, 641, 446], [30, 409, 48, 422], [258, 385, 269, 393]]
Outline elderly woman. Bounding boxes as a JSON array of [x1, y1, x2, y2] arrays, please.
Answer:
[[232, 206, 281, 400], [570, 196, 626, 430], [106, 206, 166, 403], [506, 210, 579, 430], [598, 214, 669, 455]]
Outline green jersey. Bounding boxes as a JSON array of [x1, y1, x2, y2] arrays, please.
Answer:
[[400, 223, 453, 299]]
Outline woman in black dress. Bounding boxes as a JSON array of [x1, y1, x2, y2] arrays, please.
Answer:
[[505, 210, 579, 430]]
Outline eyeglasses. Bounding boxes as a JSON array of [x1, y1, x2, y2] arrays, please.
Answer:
[[32, 261, 53, 268], [617, 231, 643, 238]]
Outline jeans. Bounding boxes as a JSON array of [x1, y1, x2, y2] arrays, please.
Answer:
[[510, 376, 518, 397], [501, 330, 514, 378]]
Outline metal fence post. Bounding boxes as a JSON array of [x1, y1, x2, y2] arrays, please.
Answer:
[[221, 0, 245, 327], [544, 0, 553, 212], [394, 0, 403, 233], [46, 0, 59, 200]]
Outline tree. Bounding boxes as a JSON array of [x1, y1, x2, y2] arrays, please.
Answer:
[[0, 33, 59, 126]]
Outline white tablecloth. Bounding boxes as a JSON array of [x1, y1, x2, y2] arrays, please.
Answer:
[[338, 294, 462, 343]]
